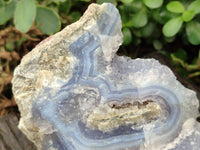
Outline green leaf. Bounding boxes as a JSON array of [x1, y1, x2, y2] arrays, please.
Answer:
[[162, 17, 183, 37], [5, 40, 14, 52], [130, 0, 143, 12], [59, 0, 71, 15], [153, 40, 163, 50], [141, 22, 155, 37], [45, 0, 67, 3], [131, 9, 148, 28], [164, 36, 175, 43], [173, 48, 187, 61], [152, 8, 178, 24], [177, 67, 189, 78], [16, 36, 27, 48], [80, 0, 91, 2], [119, 6, 132, 27], [119, 3, 142, 27], [188, 0, 200, 15], [52, 0, 67, 2], [0, 0, 16, 25], [35, 6, 61, 35], [0, 1, 4, 7], [186, 21, 200, 45], [97, 0, 116, 4], [14, 0, 36, 33], [119, 0, 134, 4], [182, 10, 195, 22], [143, 0, 163, 9], [122, 27, 132, 45], [133, 29, 142, 37], [133, 36, 141, 46], [69, 11, 81, 23], [166, 1, 184, 13]]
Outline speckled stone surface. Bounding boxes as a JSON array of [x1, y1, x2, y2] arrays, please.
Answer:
[[12, 3, 200, 150]]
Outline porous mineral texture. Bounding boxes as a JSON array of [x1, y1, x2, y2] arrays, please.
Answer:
[[12, 3, 200, 150]]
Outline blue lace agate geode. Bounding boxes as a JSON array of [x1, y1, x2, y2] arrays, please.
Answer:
[[12, 3, 200, 150]]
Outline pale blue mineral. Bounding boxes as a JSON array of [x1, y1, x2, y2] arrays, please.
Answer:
[[12, 3, 200, 150]]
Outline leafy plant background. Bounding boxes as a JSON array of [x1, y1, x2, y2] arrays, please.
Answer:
[[0, 0, 200, 117]]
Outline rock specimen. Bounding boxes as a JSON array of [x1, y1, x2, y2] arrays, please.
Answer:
[[12, 3, 200, 150]]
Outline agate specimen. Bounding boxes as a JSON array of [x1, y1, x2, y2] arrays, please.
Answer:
[[12, 3, 200, 150]]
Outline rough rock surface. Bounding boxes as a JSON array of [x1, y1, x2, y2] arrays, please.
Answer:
[[12, 3, 200, 150]]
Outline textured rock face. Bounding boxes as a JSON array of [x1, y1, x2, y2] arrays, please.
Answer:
[[12, 3, 200, 150]]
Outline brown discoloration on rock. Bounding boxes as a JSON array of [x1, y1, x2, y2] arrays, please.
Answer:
[[86, 100, 162, 132]]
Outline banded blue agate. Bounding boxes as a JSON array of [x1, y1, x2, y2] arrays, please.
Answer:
[[12, 3, 200, 150]]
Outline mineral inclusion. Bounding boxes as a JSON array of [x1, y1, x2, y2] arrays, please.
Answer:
[[12, 3, 200, 150]]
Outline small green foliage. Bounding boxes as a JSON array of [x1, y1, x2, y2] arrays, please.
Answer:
[[163, 17, 183, 37], [5, 40, 15, 52], [189, 71, 200, 78], [35, 6, 61, 35], [1, 0, 200, 43], [59, 0, 71, 15], [166, 1, 185, 13], [171, 49, 200, 79], [14, 0, 36, 33], [119, 0, 200, 50], [182, 10, 195, 22], [162, 0, 200, 44], [188, 0, 200, 14], [153, 40, 163, 50], [97, 0, 116, 5], [152, 8, 177, 24], [131, 8, 147, 28], [119, 0, 134, 4], [186, 21, 200, 45], [122, 28, 132, 45], [141, 22, 155, 38], [130, 0, 143, 12], [16, 36, 27, 48], [52, 0, 67, 2], [69, 11, 81, 23], [172, 48, 187, 61], [143, 0, 163, 9], [0, 0, 16, 25], [132, 37, 141, 46]]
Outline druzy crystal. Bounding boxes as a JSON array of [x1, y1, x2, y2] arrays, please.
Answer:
[[12, 3, 200, 150]]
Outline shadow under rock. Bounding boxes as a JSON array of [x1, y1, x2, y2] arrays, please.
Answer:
[[0, 113, 37, 150]]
